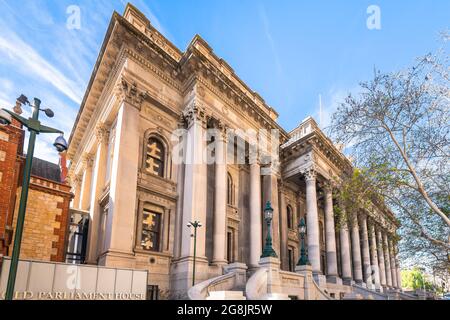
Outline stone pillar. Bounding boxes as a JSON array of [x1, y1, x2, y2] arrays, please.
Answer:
[[383, 232, 393, 288], [323, 184, 338, 280], [350, 215, 363, 284], [389, 238, 398, 289], [86, 124, 109, 263], [249, 159, 262, 269], [212, 125, 227, 266], [180, 105, 208, 260], [376, 227, 387, 288], [339, 215, 352, 283], [279, 183, 288, 271], [103, 97, 141, 260], [369, 221, 381, 291], [304, 168, 321, 274], [262, 169, 280, 258], [71, 174, 82, 209], [396, 251, 402, 291], [360, 214, 373, 289], [79, 153, 94, 210]]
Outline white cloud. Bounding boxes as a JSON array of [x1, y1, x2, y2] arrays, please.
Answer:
[[0, 28, 83, 105]]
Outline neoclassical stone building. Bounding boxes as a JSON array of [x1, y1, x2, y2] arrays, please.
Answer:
[[67, 4, 403, 299]]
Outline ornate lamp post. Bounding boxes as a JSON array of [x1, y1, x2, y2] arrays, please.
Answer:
[[187, 220, 202, 286], [261, 201, 277, 258], [1, 95, 68, 300], [297, 217, 310, 266]]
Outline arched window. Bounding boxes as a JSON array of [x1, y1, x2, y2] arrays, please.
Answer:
[[145, 137, 165, 177], [287, 205, 294, 229], [227, 172, 234, 206]]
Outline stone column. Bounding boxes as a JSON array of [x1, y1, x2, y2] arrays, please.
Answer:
[[249, 158, 262, 269], [86, 124, 109, 263], [350, 215, 363, 284], [339, 211, 352, 283], [103, 96, 141, 260], [71, 174, 82, 209], [369, 221, 381, 291], [79, 153, 94, 210], [389, 238, 398, 288], [262, 168, 280, 258], [376, 227, 387, 288], [279, 183, 288, 270], [323, 183, 338, 280], [212, 125, 227, 266], [360, 214, 373, 288], [383, 232, 393, 288], [396, 250, 402, 291], [180, 105, 208, 260], [304, 168, 321, 274]]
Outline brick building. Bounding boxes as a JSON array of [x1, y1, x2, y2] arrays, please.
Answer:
[[0, 118, 73, 262]]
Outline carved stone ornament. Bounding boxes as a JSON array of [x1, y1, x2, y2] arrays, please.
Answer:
[[95, 123, 110, 144], [81, 153, 94, 168], [182, 102, 207, 128], [115, 77, 148, 109], [302, 166, 317, 181]]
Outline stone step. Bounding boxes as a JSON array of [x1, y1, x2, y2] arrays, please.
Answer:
[[206, 291, 246, 300]]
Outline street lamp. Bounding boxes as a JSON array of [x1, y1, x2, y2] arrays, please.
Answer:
[[297, 217, 310, 266], [187, 220, 202, 286], [261, 201, 277, 258], [1, 96, 68, 300]]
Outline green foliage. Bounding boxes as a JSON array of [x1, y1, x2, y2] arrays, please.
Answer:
[[401, 268, 444, 294]]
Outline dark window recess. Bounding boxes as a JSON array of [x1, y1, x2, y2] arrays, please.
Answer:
[[227, 231, 233, 262], [288, 248, 294, 272], [147, 285, 159, 300], [66, 216, 89, 264], [287, 206, 293, 229], [141, 209, 161, 251]]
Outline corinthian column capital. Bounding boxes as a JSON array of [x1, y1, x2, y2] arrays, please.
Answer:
[[95, 123, 110, 144], [182, 102, 207, 129], [302, 166, 317, 182], [114, 77, 148, 110], [81, 153, 94, 168]]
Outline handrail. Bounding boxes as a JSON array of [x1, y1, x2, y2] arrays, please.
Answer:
[[311, 279, 334, 300], [188, 272, 238, 300], [245, 268, 268, 300], [352, 284, 388, 300]]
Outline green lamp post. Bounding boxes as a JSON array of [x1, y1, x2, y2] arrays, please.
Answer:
[[297, 217, 310, 266], [187, 220, 202, 286], [261, 201, 278, 258], [1, 95, 68, 300]]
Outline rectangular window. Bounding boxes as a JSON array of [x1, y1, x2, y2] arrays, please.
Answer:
[[227, 231, 233, 262], [147, 285, 159, 300], [288, 247, 294, 272], [141, 208, 161, 251]]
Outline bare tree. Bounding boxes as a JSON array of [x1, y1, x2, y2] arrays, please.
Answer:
[[329, 36, 449, 270]]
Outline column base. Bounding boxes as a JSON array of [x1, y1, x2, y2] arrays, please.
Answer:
[[211, 259, 228, 267], [326, 275, 342, 285], [355, 280, 364, 286], [342, 278, 354, 286]]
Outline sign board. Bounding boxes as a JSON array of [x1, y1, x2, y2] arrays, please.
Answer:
[[0, 258, 148, 300]]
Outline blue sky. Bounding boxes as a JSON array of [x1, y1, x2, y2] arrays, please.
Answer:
[[0, 0, 448, 163]]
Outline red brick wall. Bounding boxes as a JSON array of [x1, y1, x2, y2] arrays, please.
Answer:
[[0, 121, 24, 256]]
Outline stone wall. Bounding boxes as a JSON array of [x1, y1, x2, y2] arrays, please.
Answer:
[[0, 121, 23, 256]]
